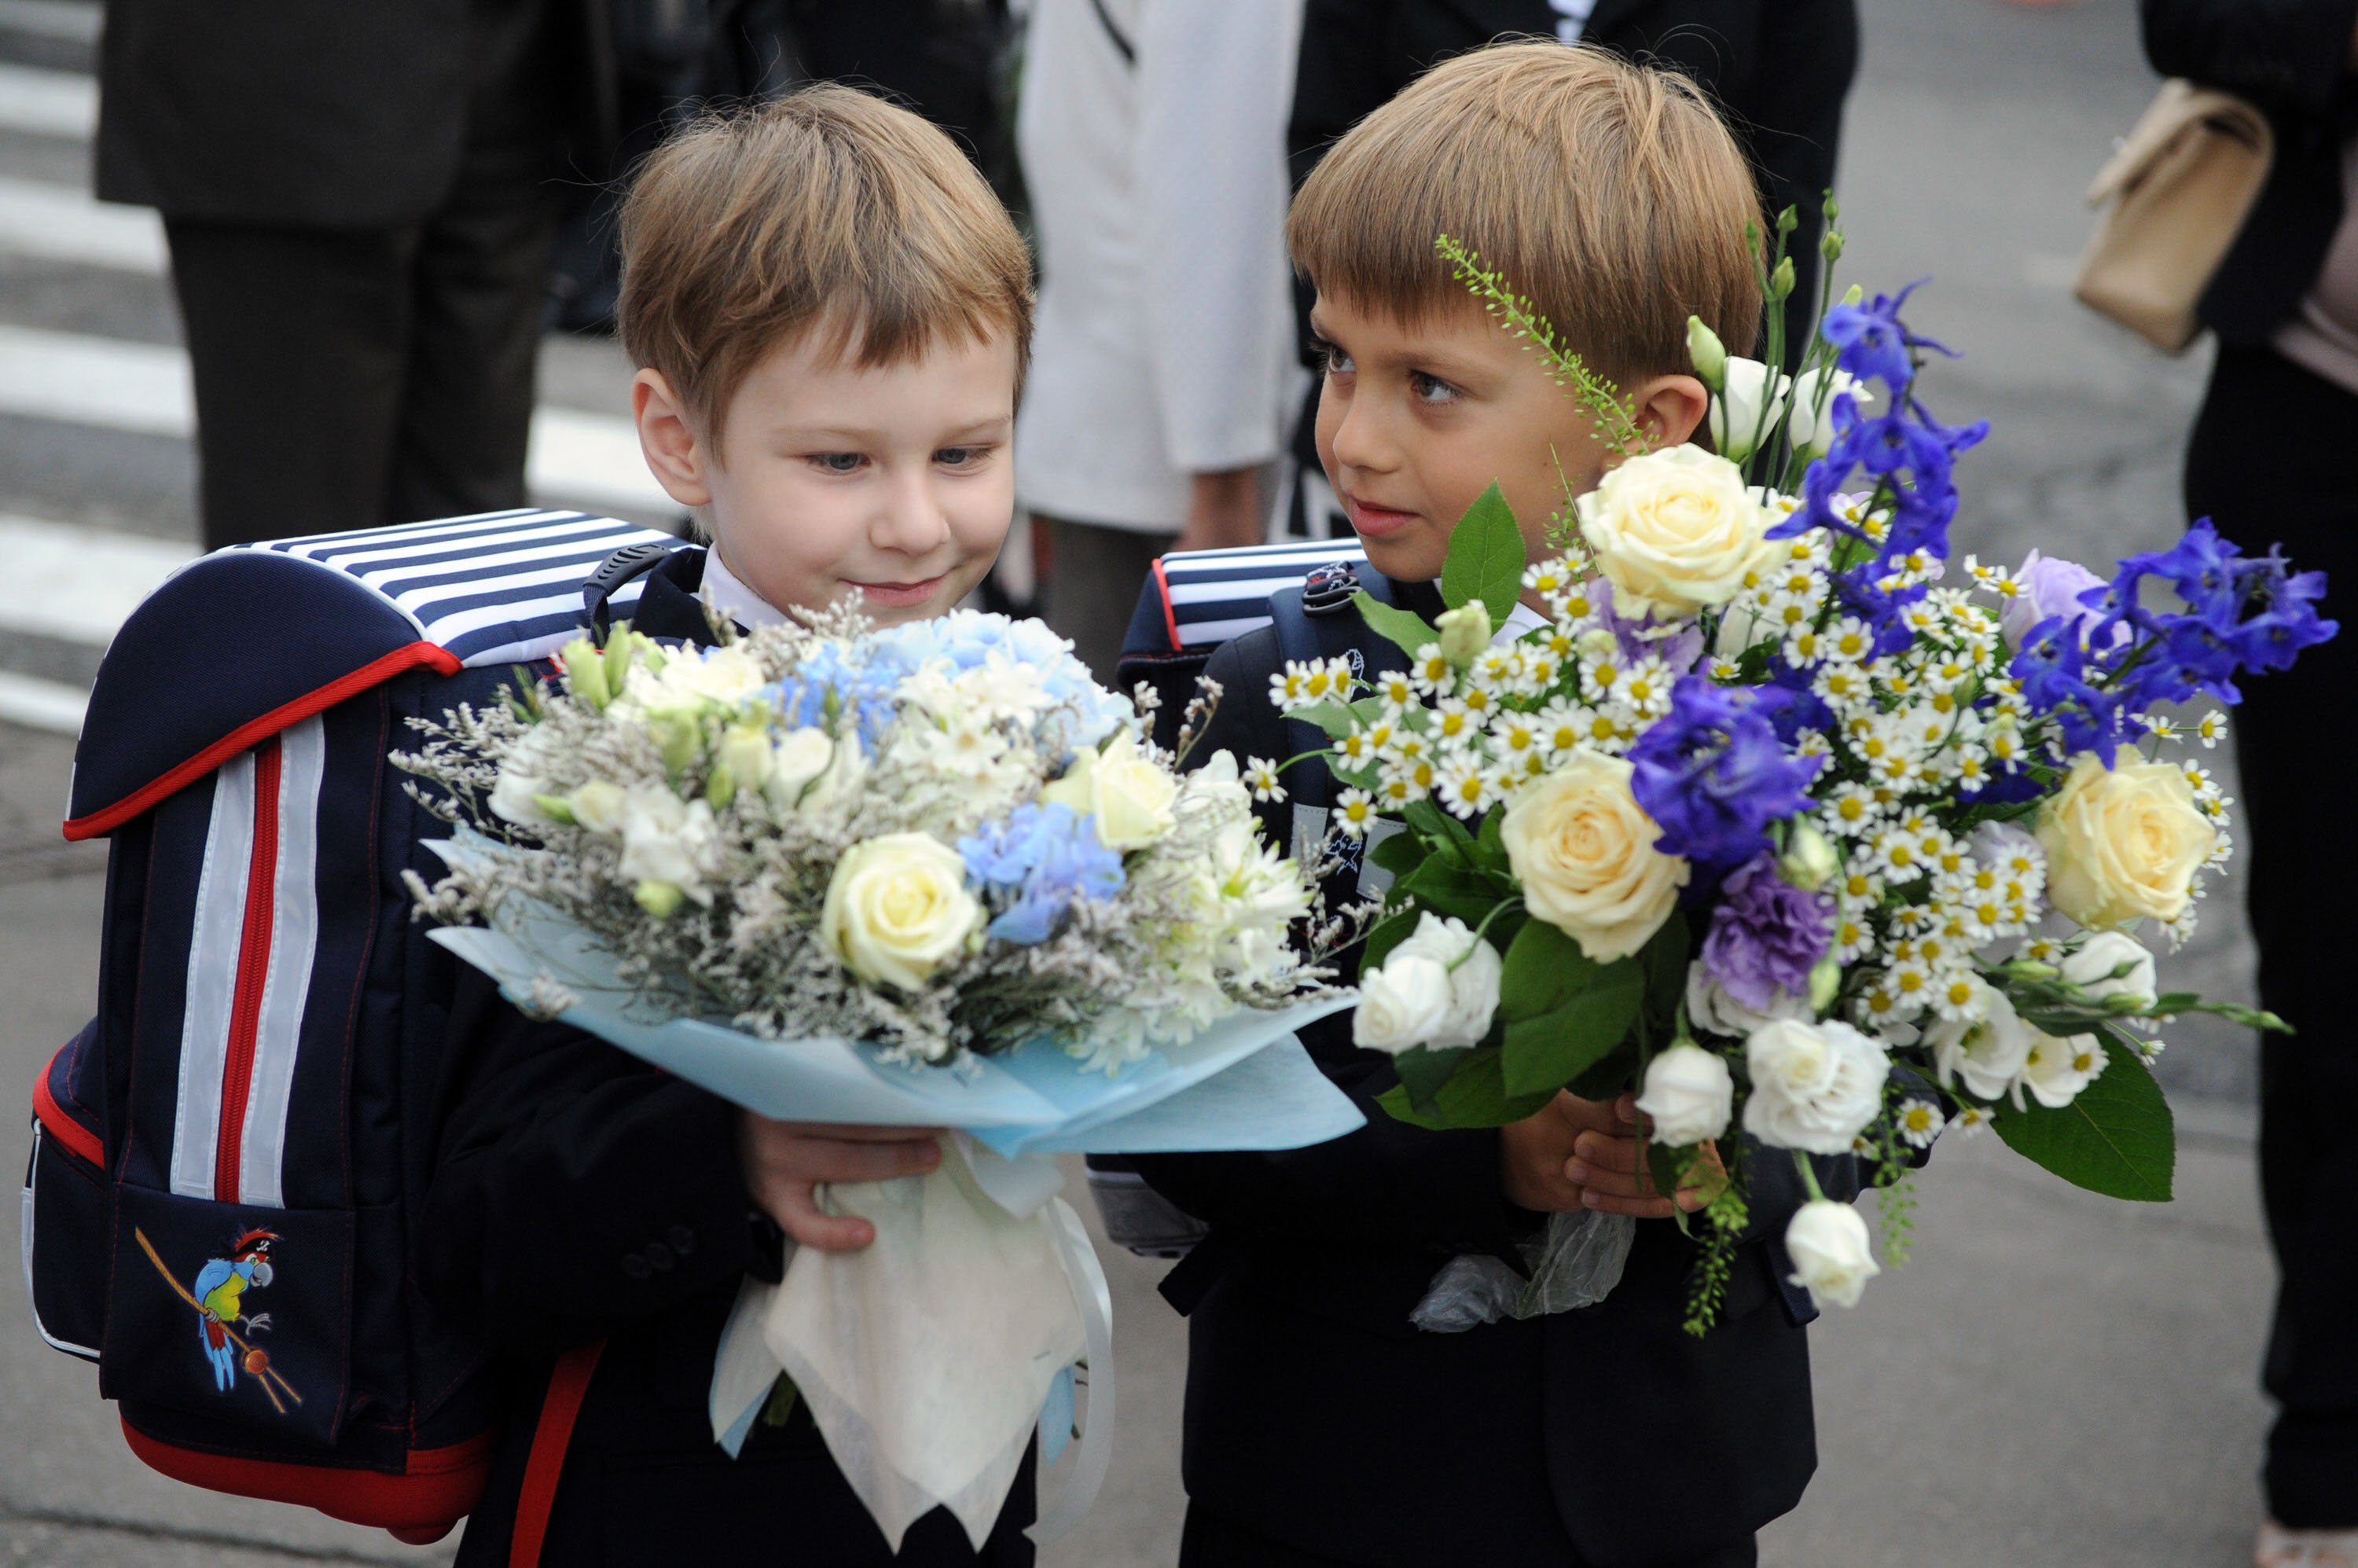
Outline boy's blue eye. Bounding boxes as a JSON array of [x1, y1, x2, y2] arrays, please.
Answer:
[[935, 446, 988, 468], [811, 453, 864, 474]]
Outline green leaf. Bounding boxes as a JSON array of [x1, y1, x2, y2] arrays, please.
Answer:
[[1371, 829, 1431, 879], [1377, 1045, 1556, 1129], [1471, 805, 1510, 873], [1352, 591, 1439, 660], [1439, 482, 1527, 624], [1566, 1041, 1640, 1102], [1496, 919, 1600, 1024], [1991, 1033, 2176, 1203], [1647, 1143, 1691, 1205], [1391, 1045, 1472, 1114], [1361, 908, 1421, 972], [1500, 960, 1644, 1096], [1403, 798, 1474, 854], [1394, 857, 1512, 924], [1287, 700, 1361, 739], [1640, 913, 1691, 1025]]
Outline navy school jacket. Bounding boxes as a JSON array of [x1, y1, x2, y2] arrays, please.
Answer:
[[1115, 542, 1835, 1568]]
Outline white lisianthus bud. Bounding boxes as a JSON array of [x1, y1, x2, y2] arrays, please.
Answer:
[[2018, 1027, 2109, 1109], [716, 723, 774, 794], [1635, 1043, 1735, 1145], [1742, 1017, 1890, 1154], [1778, 820, 1841, 891], [1353, 953, 1456, 1055], [820, 832, 983, 993], [1383, 912, 1504, 1048], [1786, 369, 1874, 459], [764, 727, 836, 811], [1923, 979, 2033, 1102], [1686, 315, 1728, 391], [2058, 931, 2158, 1012], [1435, 601, 1493, 668], [616, 787, 720, 903], [1785, 1199, 1880, 1309], [488, 724, 563, 827], [1708, 358, 1791, 463], [567, 779, 629, 836]]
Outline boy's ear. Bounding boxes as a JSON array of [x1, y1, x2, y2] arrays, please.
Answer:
[[1628, 373, 1710, 453], [633, 368, 716, 508]]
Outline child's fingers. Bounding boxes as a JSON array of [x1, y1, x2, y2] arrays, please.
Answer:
[[1564, 1158, 1653, 1201], [792, 1136, 942, 1184], [770, 1182, 877, 1251], [772, 1121, 946, 1143], [1581, 1190, 1677, 1219], [1569, 1129, 1644, 1174]]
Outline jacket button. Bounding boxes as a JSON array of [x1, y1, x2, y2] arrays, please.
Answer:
[[669, 1225, 696, 1256], [644, 1242, 675, 1272], [620, 1253, 652, 1280]]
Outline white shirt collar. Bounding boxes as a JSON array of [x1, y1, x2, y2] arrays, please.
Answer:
[[702, 546, 792, 632]]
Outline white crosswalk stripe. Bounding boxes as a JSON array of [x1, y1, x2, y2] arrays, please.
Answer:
[[0, 175, 168, 274], [0, 512, 195, 645], [0, 322, 674, 513], [0, 61, 97, 139]]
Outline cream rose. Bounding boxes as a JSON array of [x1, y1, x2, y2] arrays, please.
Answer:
[[1574, 444, 1776, 619], [1353, 955, 1455, 1055], [2036, 753, 2213, 930], [1635, 1042, 1735, 1145], [1041, 733, 1177, 850], [1743, 1017, 1890, 1154], [1501, 754, 1688, 961], [821, 832, 983, 992], [1784, 1199, 1880, 1309]]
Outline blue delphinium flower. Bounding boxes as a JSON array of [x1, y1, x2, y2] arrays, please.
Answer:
[[1819, 281, 1956, 391], [1628, 676, 1824, 887], [958, 802, 1125, 945]]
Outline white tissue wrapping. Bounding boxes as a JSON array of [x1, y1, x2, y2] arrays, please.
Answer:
[[711, 1144, 1089, 1552]]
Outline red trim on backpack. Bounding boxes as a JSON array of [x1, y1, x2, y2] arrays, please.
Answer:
[[1151, 557, 1182, 654], [215, 737, 281, 1203], [119, 1417, 494, 1531], [62, 641, 465, 843], [32, 1048, 102, 1168], [510, 1341, 604, 1568]]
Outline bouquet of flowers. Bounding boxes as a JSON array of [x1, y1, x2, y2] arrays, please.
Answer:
[[1263, 208, 2333, 1334], [397, 602, 1361, 1548]]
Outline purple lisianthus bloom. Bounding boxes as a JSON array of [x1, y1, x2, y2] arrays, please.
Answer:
[[1701, 853, 1835, 1011], [2001, 550, 2115, 651], [1589, 578, 1704, 675]]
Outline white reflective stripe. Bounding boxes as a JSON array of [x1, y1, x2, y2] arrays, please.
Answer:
[[263, 508, 557, 556], [303, 515, 622, 574], [1175, 614, 1276, 647], [391, 550, 633, 615], [171, 754, 255, 1201], [1166, 574, 1335, 607], [237, 717, 324, 1210], [22, 1126, 101, 1361], [1160, 542, 1361, 570], [454, 581, 648, 669], [417, 584, 615, 646], [1358, 818, 1405, 898]]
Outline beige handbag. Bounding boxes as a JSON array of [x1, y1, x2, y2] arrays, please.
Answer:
[[2075, 79, 2274, 352]]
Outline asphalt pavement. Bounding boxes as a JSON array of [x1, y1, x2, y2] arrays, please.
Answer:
[[0, 0, 2299, 1562]]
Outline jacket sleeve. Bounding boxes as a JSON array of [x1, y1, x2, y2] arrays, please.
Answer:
[[417, 967, 777, 1357], [2140, 0, 2358, 117], [1131, 631, 1541, 1252]]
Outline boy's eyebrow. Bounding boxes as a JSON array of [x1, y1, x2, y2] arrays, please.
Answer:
[[768, 413, 1013, 445]]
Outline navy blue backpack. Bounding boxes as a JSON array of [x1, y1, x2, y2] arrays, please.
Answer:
[[24, 509, 676, 1541]]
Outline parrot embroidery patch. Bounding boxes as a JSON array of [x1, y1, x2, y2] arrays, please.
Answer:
[[134, 1226, 304, 1415]]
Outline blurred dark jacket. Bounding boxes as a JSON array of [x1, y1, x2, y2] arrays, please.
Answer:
[[1289, 0, 1861, 358], [94, 0, 618, 227], [2142, 0, 2358, 344]]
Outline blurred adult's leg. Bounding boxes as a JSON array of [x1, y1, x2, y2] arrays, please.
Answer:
[[1178, 1504, 1755, 1567], [2185, 340, 2358, 1530], [1040, 516, 1176, 685], [166, 220, 414, 549], [387, 141, 560, 525]]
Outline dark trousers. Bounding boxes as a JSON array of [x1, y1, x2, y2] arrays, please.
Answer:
[[1041, 517, 1176, 688], [1178, 1504, 1757, 1568], [2185, 340, 2358, 1528], [166, 146, 558, 550]]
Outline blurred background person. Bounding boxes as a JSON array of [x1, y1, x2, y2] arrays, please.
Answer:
[[95, 0, 613, 549], [1014, 0, 1306, 681], [2144, 4, 2358, 1565], [1280, 0, 1858, 536]]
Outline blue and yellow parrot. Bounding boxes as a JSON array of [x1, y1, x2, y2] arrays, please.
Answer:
[[193, 1229, 277, 1392]]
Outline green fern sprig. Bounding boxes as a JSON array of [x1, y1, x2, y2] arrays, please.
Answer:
[[1681, 1175, 1752, 1338], [1435, 233, 1647, 458]]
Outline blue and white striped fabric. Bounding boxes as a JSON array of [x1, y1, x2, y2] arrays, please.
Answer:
[[237, 508, 681, 668], [1155, 536, 1367, 650]]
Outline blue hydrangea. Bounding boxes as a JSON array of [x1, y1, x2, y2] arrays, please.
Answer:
[[957, 802, 1125, 946]]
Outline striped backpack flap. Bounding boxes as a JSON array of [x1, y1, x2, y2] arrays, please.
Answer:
[[1116, 536, 1368, 750], [26, 509, 681, 1536]]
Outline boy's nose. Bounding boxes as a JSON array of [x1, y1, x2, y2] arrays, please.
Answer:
[[1326, 389, 1395, 476], [869, 472, 955, 556]]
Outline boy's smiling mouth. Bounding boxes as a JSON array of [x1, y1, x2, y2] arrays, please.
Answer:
[[1343, 492, 1422, 540], [844, 574, 949, 608]]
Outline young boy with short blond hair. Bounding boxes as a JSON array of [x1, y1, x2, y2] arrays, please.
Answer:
[[1129, 44, 1827, 1568], [419, 86, 1045, 1565]]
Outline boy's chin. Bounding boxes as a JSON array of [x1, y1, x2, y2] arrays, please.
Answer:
[[1354, 531, 1449, 586]]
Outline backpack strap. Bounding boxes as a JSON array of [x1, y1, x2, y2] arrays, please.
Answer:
[[582, 541, 680, 641], [509, 1340, 605, 1568]]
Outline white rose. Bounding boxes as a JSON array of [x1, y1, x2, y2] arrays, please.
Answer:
[[1577, 445, 1778, 619], [567, 779, 628, 835], [1501, 753, 1688, 961], [1685, 960, 1809, 1039], [763, 727, 836, 811], [1387, 912, 1504, 1048], [1708, 358, 1790, 462], [796, 727, 866, 816], [624, 643, 766, 711], [1185, 750, 1254, 814], [1041, 732, 1177, 850], [1635, 1042, 1735, 1145], [2059, 931, 2157, 1011], [1353, 953, 1456, 1054], [2036, 753, 2213, 930], [1923, 980, 2034, 1102], [1743, 1017, 1890, 1154], [2018, 1027, 2109, 1109], [1785, 369, 1874, 459], [820, 832, 983, 992], [616, 787, 720, 901], [1784, 1199, 1880, 1309], [488, 725, 563, 826]]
